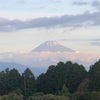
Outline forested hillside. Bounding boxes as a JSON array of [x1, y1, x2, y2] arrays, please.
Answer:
[[0, 60, 100, 100]]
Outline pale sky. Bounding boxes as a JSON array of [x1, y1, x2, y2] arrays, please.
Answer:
[[0, 0, 100, 68]]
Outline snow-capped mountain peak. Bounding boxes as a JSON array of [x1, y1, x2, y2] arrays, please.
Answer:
[[46, 41, 59, 47], [31, 41, 75, 52]]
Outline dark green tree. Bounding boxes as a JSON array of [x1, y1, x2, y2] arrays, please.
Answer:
[[0, 68, 21, 95], [0, 68, 10, 95], [36, 73, 46, 92], [59, 84, 70, 97], [66, 62, 87, 93], [89, 60, 100, 91], [36, 61, 87, 94], [77, 78, 90, 92], [8, 68, 21, 92], [21, 68, 35, 99]]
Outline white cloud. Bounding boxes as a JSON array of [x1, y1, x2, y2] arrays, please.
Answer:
[[0, 52, 99, 71]]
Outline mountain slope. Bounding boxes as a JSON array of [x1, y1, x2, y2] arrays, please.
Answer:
[[32, 41, 75, 52], [0, 61, 46, 76]]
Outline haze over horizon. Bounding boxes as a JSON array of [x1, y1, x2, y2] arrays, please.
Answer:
[[0, 0, 100, 70]]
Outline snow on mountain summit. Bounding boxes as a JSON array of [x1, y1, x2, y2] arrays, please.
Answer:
[[31, 41, 75, 52], [46, 41, 60, 47]]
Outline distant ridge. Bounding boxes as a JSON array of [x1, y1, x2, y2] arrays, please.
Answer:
[[0, 61, 46, 76], [32, 41, 75, 52]]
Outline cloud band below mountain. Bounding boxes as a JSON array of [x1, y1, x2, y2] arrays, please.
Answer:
[[0, 52, 100, 71]]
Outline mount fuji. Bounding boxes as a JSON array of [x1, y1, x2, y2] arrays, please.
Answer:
[[32, 41, 75, 52]]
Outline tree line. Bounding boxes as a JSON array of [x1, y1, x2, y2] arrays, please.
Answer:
[[0, 60, 100, 100]]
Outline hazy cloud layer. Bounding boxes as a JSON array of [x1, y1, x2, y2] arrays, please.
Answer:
[[91, 42, 100, 46], [51, 0, 62, 3], [0, 52, 100, 70], [0, 11, 100, 32], [59, 38, 100, 42], [59, 38, 100, 46], [92, 1, 100, 7], [72, 1, 100, 11], [90, 1, 100, 11], [17, 0, 26, 5], [73, 2, 88, 5]]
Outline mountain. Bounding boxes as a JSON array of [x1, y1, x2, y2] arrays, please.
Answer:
[[0, 61, 46, 76], [32, 41, 75, 52]]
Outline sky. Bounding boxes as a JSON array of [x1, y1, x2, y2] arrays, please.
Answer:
[[0, 0, 100, 69]]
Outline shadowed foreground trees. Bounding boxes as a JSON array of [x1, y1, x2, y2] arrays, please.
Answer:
[[89, 60, 100, 91], [21, 68, 36, 99], [0, 93, 23, 100], [28, 94, 70, 100], [0, 60, 100, 100], [0, 68, 21, 95], [36, 61, 87, 93]]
